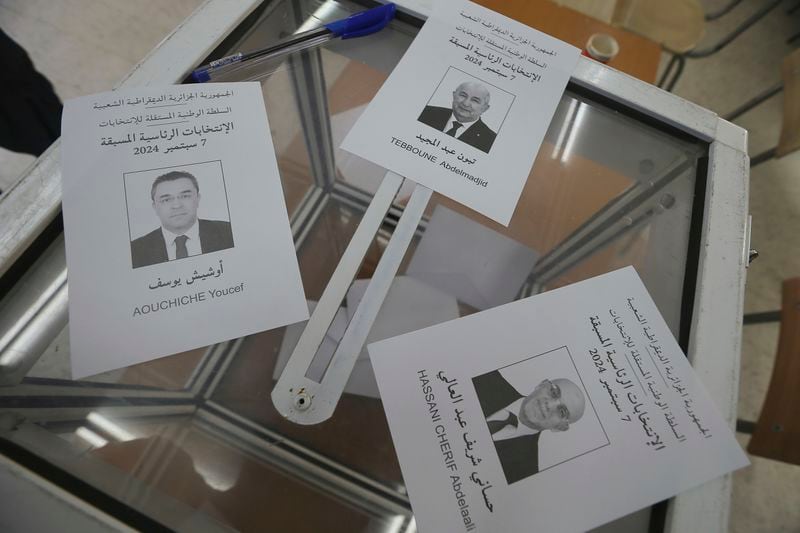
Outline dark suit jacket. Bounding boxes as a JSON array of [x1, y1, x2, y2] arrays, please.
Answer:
[[131, 219, 234, 269], [472, 370, 540, 484], [417, 105, 497, 154]]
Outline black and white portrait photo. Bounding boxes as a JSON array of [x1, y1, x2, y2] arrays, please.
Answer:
[[124, 160, 234, 269], [472, 347, 608, 485], [418, 67, 514, 154]]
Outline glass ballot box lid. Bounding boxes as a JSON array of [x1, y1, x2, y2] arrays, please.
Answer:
[[0, 0, 748, 531]]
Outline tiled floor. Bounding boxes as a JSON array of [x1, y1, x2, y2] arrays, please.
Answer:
[[666, 1, 800, 531], [1, 0, 799, 531]]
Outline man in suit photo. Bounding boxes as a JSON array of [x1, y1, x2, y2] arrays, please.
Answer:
[[472, 370, 586, 484], [130, 170, 233, 268], [418, 81, 497, 154]]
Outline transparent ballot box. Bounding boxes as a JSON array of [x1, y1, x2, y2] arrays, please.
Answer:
[[0, 0, 749, 531]]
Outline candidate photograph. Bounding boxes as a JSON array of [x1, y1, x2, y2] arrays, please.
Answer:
[[126, 163, 234, 269], [472, 348, 606, 485], [418, 69, 513, 155]]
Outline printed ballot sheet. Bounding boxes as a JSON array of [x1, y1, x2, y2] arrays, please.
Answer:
[[369, 267, 748, 533], [341, 0, 580, 225], [62, 83, 308, 379]]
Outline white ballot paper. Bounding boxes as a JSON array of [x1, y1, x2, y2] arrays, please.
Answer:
[[342, 0, 580, 225], [273, 277, 459, 399], [342, 276, 460, 398], [62, 83, 308, 378], [369, 267, 748, 533], [407, 205, 539, 310]]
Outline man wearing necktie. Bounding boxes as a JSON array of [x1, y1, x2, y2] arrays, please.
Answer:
[[418, 81, 497, 154], [130, 170, 234, 268], [472, 370, 586, 484]]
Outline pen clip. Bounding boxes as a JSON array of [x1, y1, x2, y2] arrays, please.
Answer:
[[324, 3, 396, 39], [191, 52, 244, 83]]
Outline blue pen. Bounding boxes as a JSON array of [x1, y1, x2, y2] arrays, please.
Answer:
[[192, 3, 396, 83]]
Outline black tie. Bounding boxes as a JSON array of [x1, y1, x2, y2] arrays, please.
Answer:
[[445, 121, 463, 137], [175, 235, 189, 259], [488, 411, 518, 434]]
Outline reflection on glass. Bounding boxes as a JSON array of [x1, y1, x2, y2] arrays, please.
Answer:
[[2, 0, 708, 530]]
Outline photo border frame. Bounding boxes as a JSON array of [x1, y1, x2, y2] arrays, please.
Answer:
[[474, 345, 610, 482], [122, 159, 234, 269], [419, 65, 517, 149]]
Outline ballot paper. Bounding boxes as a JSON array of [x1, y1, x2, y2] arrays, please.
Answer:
[[273, 301, 349, 388], [407, 205, 539, 310], [369, 267, 748, 533], [342, 0, 580, 225], [343, 276, 460, 398], [273, 277, 460, 399], [62, 83, 308, 378]]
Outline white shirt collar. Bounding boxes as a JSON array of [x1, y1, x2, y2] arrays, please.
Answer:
[[161, 218, 200, 259], [487, 398, 540, 441], [445, 113, 478, 138]]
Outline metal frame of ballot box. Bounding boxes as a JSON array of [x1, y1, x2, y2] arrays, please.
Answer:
[[0, 0, 749, 531]]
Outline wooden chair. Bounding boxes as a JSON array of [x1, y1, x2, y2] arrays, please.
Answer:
[[776, 48, 800, 159], [612, 0, 705, 54], [608, 0, 782, 91], [724, 48, 800, 167], [742, 278, 800, 465]]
